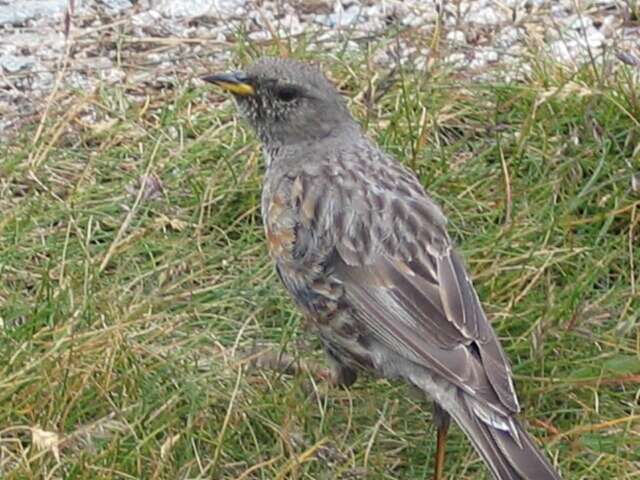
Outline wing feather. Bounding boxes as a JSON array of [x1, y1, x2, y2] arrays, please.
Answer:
[[269, 165, 520, 417], [332, 179, 519, 415]]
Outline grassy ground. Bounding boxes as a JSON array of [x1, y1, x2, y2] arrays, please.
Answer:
[[1, 44, 639, 479]]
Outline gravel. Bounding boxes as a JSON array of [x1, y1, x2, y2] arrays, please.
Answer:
[[1, 0, 639, 138], [0, 0, 68, 25]]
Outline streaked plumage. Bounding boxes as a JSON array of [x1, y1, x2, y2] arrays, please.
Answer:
[[204, 58, 562, 480]]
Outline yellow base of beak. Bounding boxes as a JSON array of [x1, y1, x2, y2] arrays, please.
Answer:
[[217, 82, 255, 96]]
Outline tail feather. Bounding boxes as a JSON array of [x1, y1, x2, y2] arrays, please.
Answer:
[[451, 392, 561, 480]]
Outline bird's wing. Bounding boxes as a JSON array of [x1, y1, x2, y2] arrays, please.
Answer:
[[267, 164, 520, 418]]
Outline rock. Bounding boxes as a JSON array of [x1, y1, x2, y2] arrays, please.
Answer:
[[99, 0, 133, 13], [549, 40, 578, 63], [0, 0, 67, 25], [401, 11, 423, 28], [248, 30, 271, 42], [279, 13, 305, 36], [371, 49, 391, 67], [467, 6, 506, 25], [495, 26, 520, 48], [469, 49, 499, 69], [599, 14, 622, 37], [101, 68, 126, 84], [317, 4, 361, 28], [444, 53, 467, 66], [616, 51, 640, 67], [0, 54, 36, 73], [446, 30, 466, 44], [297, 0, 332, 15], [155, 0, 247, 19]]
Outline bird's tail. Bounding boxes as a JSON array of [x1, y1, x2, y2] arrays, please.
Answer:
[[450, 391, 561, 480]]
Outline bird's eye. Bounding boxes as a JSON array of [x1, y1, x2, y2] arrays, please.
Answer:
[[276, 85, 301, 102]]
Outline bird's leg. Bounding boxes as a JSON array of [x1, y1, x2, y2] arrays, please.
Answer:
[[241, 343, 357, 392], [242, 344, 330, 383], [297, 348, 357, 401], [433, 402, 451, 480], [324, 347, 358, 388]]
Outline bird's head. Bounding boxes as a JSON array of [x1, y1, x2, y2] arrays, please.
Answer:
[[202, 58, 357, 146]]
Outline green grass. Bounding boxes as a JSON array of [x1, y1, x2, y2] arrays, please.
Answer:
[[1, 46, 639, 479]]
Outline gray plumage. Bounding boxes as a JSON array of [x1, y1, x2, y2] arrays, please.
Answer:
[[204, 57, 562, 480]]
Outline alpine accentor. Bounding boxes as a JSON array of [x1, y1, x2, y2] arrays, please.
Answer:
[[203, 58, 561, 480]]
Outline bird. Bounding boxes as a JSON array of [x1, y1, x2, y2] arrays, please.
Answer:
[[202, 57, 562, 480]]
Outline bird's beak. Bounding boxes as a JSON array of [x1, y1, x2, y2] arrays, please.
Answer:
[[201, 71, 255, 96]]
